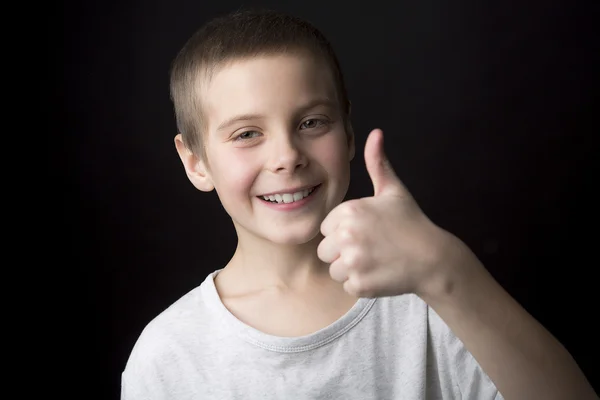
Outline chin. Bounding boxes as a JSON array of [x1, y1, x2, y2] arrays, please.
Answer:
[[262, 226, 322, 246]]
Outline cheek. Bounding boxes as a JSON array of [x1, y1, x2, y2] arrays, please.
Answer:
[[211, 150, 260, 197], [314, 134, 352, 173]]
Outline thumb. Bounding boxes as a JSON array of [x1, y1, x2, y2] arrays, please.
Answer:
[[364, 129, 404, 196]]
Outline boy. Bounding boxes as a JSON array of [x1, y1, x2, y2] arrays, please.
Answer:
[[121, 8, 596, 400]]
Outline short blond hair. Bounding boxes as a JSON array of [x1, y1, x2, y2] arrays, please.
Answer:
[[169, 8, 353, 157]]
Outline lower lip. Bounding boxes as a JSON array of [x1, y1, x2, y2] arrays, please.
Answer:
[[257, 185, 321, 211]]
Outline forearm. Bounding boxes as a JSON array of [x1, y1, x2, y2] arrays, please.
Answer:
[[421, 240, 597, 400]]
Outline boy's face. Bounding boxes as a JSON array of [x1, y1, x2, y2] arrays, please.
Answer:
[[189, 53, 354, 246]]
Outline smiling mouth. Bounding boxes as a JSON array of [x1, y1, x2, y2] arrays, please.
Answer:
[[258, 184, 321, 204]]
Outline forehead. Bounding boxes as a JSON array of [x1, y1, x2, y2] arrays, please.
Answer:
[[200, 54, 339, 131]]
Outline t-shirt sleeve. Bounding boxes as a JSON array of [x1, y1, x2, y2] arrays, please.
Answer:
[[120, 324, 173, 400], [427, 306, 504, 400]]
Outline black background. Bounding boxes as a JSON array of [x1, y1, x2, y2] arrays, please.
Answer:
[[64, 0, 598, 398]]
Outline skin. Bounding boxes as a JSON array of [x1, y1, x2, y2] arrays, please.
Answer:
[[176, 54, 597, 399], [175, 53, 358, 318], [319, 129, 597, 399]]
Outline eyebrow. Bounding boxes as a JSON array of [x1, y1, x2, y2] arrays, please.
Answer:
[[216, 98, 337, 132]]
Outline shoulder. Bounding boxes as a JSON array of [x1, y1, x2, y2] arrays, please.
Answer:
[[122, 284, 210, 372], [121, 283, 217, 397], [376, 295, 501, 398], [374, 292, 429, 314], [425, 305, 502, 399]]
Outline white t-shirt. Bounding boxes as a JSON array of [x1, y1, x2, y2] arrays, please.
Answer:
[[121, 269, 503, 399]]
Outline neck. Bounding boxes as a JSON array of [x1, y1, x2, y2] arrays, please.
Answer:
[[223, 230, 330, 293]]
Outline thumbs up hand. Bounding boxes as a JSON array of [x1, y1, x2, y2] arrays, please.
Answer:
[[317, 129, 463, 298]]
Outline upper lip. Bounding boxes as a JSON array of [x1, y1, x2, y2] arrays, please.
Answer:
[[258, 184, 319, 197]]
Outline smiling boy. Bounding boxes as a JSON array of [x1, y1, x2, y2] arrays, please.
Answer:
[[121, 9, 596, 400]]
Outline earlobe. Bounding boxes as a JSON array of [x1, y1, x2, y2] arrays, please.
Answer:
[[174, 134, 214, 192], [346, 123, 356, 161], [344, 104, 356, 161]]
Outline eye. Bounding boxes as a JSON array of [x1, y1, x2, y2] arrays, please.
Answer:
[[234, 131, 261, 141], [300, 118, 329, 130]]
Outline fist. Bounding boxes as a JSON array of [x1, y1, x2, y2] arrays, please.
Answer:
[[317, 129, 455, 298]]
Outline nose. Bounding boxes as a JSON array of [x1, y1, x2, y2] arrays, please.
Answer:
[[266, 131, 308, 174]]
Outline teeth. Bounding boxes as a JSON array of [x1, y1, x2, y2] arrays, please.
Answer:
[[293, 192, 304, 201], [261, 186, 316, 204]]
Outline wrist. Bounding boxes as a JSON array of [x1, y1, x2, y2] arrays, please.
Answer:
[[417, 233, 482, 306]]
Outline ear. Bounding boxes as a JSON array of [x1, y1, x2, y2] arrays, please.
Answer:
[[174, 134, 215, 192], [347, 123, 355, 161], [345, 103, 355, 161]]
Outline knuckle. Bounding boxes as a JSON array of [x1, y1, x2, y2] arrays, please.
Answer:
[[338, 226, 355, 244], [342, 200, 361, 217], [342, 247, 363, 268], [317, 239, 334, 262], [351, 277, 370, 297], [316, 243, 325, 259]]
